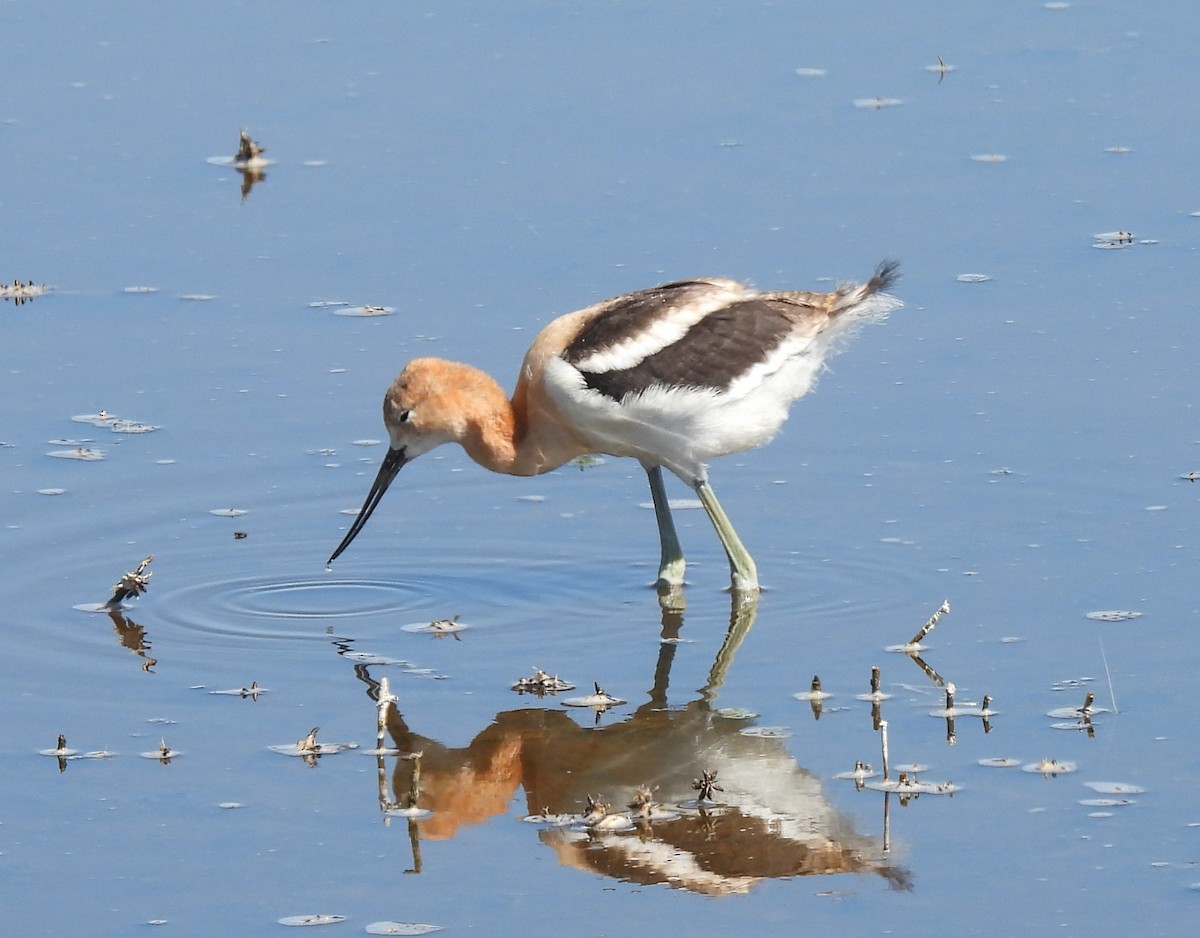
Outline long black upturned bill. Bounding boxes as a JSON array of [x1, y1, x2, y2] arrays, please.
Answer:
[[327, 446, 408, 564]]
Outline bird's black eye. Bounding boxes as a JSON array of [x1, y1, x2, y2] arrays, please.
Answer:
[[398, 409, 411, 423]]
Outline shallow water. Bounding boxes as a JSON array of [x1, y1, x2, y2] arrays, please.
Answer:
[[3, 2, 1199, 935]]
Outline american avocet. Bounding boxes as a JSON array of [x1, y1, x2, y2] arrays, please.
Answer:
[[328, 261, 901, 593]]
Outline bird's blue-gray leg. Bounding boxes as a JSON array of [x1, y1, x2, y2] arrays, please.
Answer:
[[644, 465, 686, 587], [693, 478, 759, 594]]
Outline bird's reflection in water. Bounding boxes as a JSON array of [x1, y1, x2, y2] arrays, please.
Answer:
[[353, 591, 910, 894]]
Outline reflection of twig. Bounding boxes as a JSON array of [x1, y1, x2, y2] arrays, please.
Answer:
[[105, 555, 153, 607], [105, 607, 157, 672], [405, 751, 423, 808], [377, 677, 398, 749], [905, 651, 943, 687]]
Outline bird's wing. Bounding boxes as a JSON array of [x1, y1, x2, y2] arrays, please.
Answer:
[[564, 288, 824, 402]]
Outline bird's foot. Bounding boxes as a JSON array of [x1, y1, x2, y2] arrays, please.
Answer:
[[730, 568, 760, 598], [655, 580, 687, 615], [655, 555, 686, 589]]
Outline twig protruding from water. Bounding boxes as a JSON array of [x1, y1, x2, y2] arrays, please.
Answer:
[[105, 555, 154, 607]]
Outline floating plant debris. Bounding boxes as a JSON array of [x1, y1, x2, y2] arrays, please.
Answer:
[[383, 804, 433, 819], [512, 667, 575, 694], [581, 796, 635, 831], [122, 285, 159, 294], [269, 726, 357, 757], [1092, 230, 1138, 250], [562, 682, 626, 709], [833, 760, 878, 781], [401, 615, 468, 635], [71, 410, 114, 425], [865, 773, 959, 796], [209, 681, 268, 698], [853, 97, 904, 109], [1, 279, 51, 305], [209, 508, 248, 517], [340, 651, 408, 666], [715, 706, 759, 720], [1022, 758, 1077, 776], [109, 420, 159, 433], [178, 293, 216, 301], [970, 153, 1008, 163], [1050, 676, 1095, 692], [738, 725, 792, 739], [38, 488, 66, 495], [332, 304, 395, 317], [71, 410, 159, 433], [978, 757, 1021, 768], [893, 763, 930, 774], [956, 273, 992, 283], [277, 914, 347, 927], [626, 785, 677, 822], [521, 809, 576, 826], [47, 447, 105, 461], [1083, 781, 1145, 796], [365, 924, 444, 936], [793, 674, 831, 701], [1086, 610, 1141, 622], [140, 739, 180, 761], [794, 67, 827, 78], [1047, 692, 1107, 720]]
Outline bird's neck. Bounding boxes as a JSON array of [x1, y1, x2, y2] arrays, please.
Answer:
[[446, 362, 586, 477], [444, 365, 525, 475]]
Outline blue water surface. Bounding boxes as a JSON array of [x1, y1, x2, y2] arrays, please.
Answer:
[[2, 2, 1198, 936]]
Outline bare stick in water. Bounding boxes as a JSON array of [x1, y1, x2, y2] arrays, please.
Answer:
[[1099, 639, 1119, 714]]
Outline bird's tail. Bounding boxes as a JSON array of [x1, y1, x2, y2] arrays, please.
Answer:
[[833, 259, 901, 316]]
